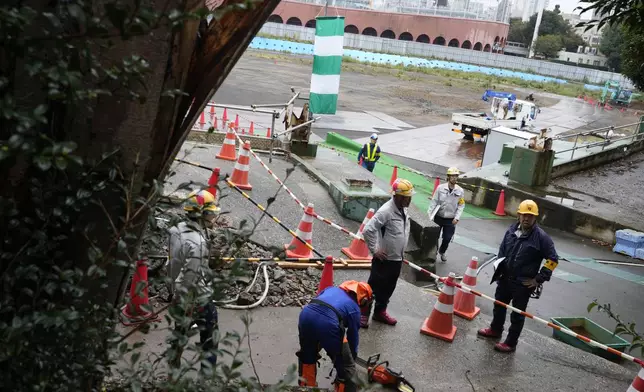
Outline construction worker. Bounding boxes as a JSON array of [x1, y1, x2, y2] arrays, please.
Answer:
[[477, 200, 559, 353], [357, 133, 381, 172], [167, 189, 221, 369], [360, 178, 414, 327], [427, 167, 465, 262], [297, 281, 373, 392]]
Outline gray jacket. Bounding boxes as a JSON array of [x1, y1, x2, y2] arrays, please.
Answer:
[[166, 221, 212, 297], [428, 183, 465, 221], [362, 198, 410, 261]]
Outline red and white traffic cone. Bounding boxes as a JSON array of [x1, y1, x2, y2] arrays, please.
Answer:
[[234, 114, 239, 129], [317, 256, 334, 294], [213, 116, 218, 131], [266, 127, 272, 138], [285, 203, 315, 258], [390, 166, 398, 186], [628, 368, 644, 392], [199, 111, 206, 128], [222, 108, 228, 123], [215, 124, 237, 161], [249, 121, 255, 135], [454, 257, 481, 320], [420, 272, 458, 342], [229, 141, 252, 190], [121, 260, 160, 326], [341, 208, 375, 260], [493, 190, 506, 216]]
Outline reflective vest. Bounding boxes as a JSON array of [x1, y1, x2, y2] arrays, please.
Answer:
[[365, 143, 378, 162]]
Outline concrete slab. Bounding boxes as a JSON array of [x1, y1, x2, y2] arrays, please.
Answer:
[[355, 124, 484, 172]]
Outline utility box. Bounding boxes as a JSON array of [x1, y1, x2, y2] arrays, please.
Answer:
[[509, 146, 555, 186], [482, 126, 535, 167]]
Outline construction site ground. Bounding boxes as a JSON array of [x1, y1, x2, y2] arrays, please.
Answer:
[[154, 141, 644, 391]]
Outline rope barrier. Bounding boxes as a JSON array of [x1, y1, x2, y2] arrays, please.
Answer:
[[225, 177, 325, 259], [402, 259, 644, 367], [230, 130, 364, 242]]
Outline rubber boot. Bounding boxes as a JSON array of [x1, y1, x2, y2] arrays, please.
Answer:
[[360, 303, 372, 328], [494, 342, 516, 353], [372, 309, 397, 326], [477, 327, 502, 339], [298, 363, 317, 386]]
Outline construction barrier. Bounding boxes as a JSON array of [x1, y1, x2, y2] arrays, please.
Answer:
[[403, 259, 644, 367]]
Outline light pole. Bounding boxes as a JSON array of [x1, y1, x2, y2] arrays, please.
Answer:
[[527, 0, 545, 59]]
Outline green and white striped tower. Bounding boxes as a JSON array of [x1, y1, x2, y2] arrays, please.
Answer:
[[309, 16, 345, 114]]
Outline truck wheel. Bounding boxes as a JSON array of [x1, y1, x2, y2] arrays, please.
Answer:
[[463, 134, 474, 141]]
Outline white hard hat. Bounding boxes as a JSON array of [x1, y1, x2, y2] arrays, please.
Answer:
[[370, 133, 378, 140]]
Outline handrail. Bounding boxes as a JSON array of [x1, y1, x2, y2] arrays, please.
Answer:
[[555, 132, 643, 156]]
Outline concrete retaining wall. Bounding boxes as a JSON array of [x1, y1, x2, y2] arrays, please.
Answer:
[[187, 130, 284, 151], [259, 22, 633, 87], [552, 138, 644, 178], [460, 177, 629, 243]]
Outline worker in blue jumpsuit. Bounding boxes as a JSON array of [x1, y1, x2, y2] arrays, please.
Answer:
[[478, 200, 559, 353], [297, 281, 373, 392], [357, 133, 381, 172]]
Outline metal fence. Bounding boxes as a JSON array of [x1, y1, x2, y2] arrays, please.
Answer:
[[258, 23, 634, 88]]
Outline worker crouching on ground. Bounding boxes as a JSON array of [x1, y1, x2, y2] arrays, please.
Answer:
[[166, 189, 221, 370], [427, 167, 465, 262], [478, 200, 559, 353], [357, 133, 381, 172], [360, 178, 414, 327], [297, 281, 374, 392]]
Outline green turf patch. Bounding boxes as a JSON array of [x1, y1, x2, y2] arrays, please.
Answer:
[[323, 133, 500, 219]]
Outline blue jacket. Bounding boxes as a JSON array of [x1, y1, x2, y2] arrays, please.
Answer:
[[498, 222, 559, 283], [299, 287, 361, 357]]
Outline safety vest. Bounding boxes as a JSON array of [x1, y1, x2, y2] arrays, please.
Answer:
[[364, 143, 378, 162]]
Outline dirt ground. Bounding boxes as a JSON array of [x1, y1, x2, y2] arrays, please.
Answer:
[[215, 50, 558, 128], [553, 149, 644, 227]]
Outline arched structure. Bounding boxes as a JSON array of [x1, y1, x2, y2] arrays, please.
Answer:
[[461, 40, 472, 49], [433, 36, 446, 45], [345, 24, 359, 34], [399, 32, 413, 41], [484, 44, 492, 52], [305, 19, 316, 28], [362, 27, 377, 36], [416, 34, 430, 43], [381, 29, 396, 39], [286, 17, 302, 26], [473, 42, 483, 51], [268, 15, 283, 23], [448, 38, 459, 47]]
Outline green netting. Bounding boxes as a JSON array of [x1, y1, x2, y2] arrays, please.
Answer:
[[323, 133, 500, 219]]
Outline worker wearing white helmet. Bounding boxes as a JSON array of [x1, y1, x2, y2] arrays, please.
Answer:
[[357, 133, 381, 172], [427, 167, 465, 262]]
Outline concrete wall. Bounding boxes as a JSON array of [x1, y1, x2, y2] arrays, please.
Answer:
[[551, 138, 644, 178], [271, 0, 509, 51], [259, 22, 634, 87], [460, 177, 629, 243], [188, 130, 284, 151]]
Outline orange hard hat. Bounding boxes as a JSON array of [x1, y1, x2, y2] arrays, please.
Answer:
[[339, 280, 373, 307]]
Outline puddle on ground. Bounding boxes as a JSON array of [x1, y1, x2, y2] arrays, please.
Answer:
[[569, 325, 600, 342]]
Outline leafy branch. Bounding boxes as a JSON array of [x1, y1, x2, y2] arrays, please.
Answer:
[[587, 300, 643, 356]]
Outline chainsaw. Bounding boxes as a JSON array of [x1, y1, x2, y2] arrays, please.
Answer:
[[355, 353, 415, 392]]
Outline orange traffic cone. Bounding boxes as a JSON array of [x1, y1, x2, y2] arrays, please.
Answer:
[[266, 127, 271, 138], [213, 116, 218, 131], [234, 114, 239, 129], [216, 125, 237, 161], [249, 122, 255, 135], [222, 107, 228, 123], [210, 105, 216, 117], [420, 272, 457, 342], [199, 111, 206, 128], [229, 141, 253, 190], [285, 203, 315, 258], [432, 177, 440, 197], [207, 167, 220, 198], [341, 208, 375, 260], [121, 260, 160, 326], [493, 190, 506, 216], [390, 166, 398, 186], [317, 256, 334, 294], [628, 368, 644, 392], [358, 156, 363, 167], [454, 257, 481, 320]]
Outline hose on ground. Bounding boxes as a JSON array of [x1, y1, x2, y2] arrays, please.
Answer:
[[215, 262, 271, 309]]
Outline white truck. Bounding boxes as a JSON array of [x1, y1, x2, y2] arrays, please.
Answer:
[[452, 97, 539, 140]]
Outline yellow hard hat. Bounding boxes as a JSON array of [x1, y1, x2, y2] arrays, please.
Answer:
[[517, 199, 539, 216], [447, 167, 460, 176], [184, 189, 220, 214], [391, 178, 415, 197]]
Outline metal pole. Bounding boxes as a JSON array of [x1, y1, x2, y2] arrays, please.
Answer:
[[570, 133, 579, 160], [274, 117, 320, 137], [528, 0, 545, 59], [269, 111, 277, 164], [324, 0, 328, 16]]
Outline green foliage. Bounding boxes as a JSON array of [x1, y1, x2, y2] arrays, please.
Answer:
[[535, 35, 563, 59], [599, 24, 625, 72], [587, 300, 643, 356], [508, 12, 585, 52], [0, 1, 294, 391], [620, 29, 644, 91], [576, 0, 644, 32]]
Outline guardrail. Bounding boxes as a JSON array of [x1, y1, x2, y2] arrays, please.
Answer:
[[555, 120, 644, 160]]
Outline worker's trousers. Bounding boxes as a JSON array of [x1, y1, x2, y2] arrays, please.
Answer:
[[361, 160, 376, 172], [490, 279, 533, 347], [172, 302, 219, 368], [298, 326, 357, 391], [367, 257, 402, 313], [433, 216, 456, 254]]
